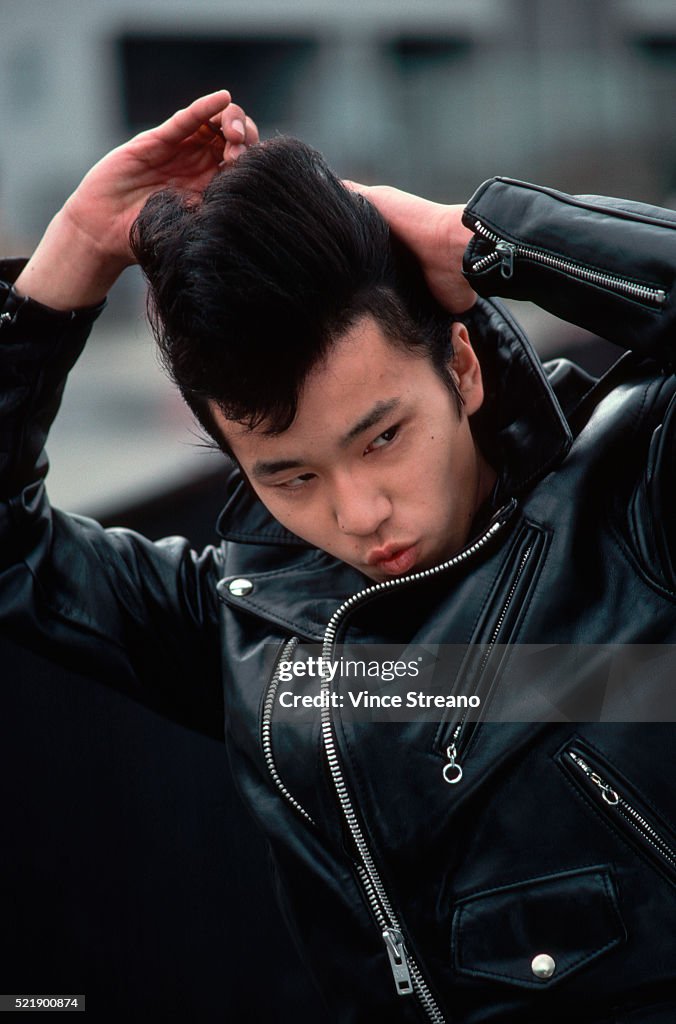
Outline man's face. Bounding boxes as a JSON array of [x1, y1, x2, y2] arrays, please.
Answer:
[[212, 316, 495, 582]]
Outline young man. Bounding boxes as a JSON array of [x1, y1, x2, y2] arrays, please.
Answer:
[[2, 91, 675, 1023]]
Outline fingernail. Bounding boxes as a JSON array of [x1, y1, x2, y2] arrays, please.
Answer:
[[228, 144, 247, 161], [232, 119, 245, 138]]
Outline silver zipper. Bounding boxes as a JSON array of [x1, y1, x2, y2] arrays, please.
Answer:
[[353, 864, 414, 995], [442, 544, 533, 786], [318, 508, 513, 1020], [382, 927, 414, 994], [470, 220, 668, 307], [262, 637, 316, 827], [567, 750, 676, 873]]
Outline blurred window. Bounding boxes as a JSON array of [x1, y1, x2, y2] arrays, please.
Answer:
[[382, 35, 475, 197], [629, 34, 676, 199], [388, 36, 472, 72], [632, 35, 676, 64], [117, 34, 319, 130]]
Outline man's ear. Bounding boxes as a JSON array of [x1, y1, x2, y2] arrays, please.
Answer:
[[448, 322, 484, 416]]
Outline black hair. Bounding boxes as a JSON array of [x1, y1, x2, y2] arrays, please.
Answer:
[[130, 136, 461, 450]]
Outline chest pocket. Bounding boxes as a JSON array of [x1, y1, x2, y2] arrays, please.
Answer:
[[451, 865, 625, 989]]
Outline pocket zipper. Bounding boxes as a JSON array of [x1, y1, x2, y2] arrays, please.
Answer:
[[442, 544, 533, 786], [468, 219, 668, 308], [565, 748, 676, 878]]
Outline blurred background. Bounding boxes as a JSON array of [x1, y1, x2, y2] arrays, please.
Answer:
[[3, 0, 676, 517], [2, 0, 676, 1020]]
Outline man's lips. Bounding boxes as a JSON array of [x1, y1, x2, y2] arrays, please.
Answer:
[[365, 542, 419, 575]]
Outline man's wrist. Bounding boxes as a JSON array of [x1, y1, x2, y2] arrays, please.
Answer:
[[13, 207, 126, 311]]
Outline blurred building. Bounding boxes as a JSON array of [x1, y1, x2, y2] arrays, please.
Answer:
[[3, 0, 676, 516], [2, 0, 676, 255]]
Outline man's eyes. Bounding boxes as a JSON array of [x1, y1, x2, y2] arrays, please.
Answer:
[[274, 423, 401, 491], [279, 472, 316, 490], [364, 424, 399, 454]]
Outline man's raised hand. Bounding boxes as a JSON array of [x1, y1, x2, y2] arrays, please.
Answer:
[[344, 182, 477, 314], [15, 91, 259, 310]]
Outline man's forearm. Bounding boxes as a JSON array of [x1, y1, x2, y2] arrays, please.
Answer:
[[0, 258, 104, 502], [462, 177, 676, 359]]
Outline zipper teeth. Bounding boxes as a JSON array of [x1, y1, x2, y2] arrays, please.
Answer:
[[478, 544, 531, 677], [323, 707, 446, 1010], [319, 512, 510, 1023], [472, 220, 668, 306], [323, 516, 506, 649], [321, 707, 400, 924], [449, 544, 532, 754], [616, 803, 676, 866], [355, 863, 387, 930], [357, 867, 444, 1024], [567, 751, 676, 868], [471, 247, 503, 275], [407, 960, 446, 1024], [262, 638, 316, 827]]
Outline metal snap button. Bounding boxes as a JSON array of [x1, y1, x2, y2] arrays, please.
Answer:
[[228, 578, 254, 597], [531, 953, 555, 979]]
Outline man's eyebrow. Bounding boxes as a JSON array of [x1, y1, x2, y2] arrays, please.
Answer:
[[251, 398, 402, 479], [252, 457, 306, 480], [339, 398, 401, 448]]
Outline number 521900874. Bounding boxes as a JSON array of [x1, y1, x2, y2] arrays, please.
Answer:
[[6, 996, 84, 1012]]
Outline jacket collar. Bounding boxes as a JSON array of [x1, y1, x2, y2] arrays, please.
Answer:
[[216, 473, 309, 548], [466, 298, 573, 503]]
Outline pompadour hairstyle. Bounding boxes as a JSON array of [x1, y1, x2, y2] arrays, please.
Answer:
[[130, 136, 460, 448]]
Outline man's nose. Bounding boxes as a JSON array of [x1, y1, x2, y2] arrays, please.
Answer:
[[332, 473, 392, 536]]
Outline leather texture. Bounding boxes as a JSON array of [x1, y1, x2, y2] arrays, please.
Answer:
[[1, 178, 675, 1023]]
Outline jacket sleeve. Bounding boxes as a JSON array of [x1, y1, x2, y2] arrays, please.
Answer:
[[462, 179, 676, 592], [0, 261, 225, 739], [462, 177, 676, 364]]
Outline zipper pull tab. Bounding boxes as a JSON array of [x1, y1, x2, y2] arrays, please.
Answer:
[[496, 241, 516, 279], [568, 751, 619, 805], [442, 740, 463, 785], [382, 927, 414, 996]]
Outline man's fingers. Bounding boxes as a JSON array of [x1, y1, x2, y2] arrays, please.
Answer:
[[221, 103, 247, 142], [150, 91, 260, 169], [244, 115, 260, 146], [343, 182, 413, 228], [222, 144, 247, 165], [220, 107, 260, 164], [342, 179, 369, 195], [221, 113, 260, 165], [157, 90, 232, 144]]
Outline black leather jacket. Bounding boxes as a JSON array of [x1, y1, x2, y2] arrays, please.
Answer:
[[1, 179, 675, 1024]]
